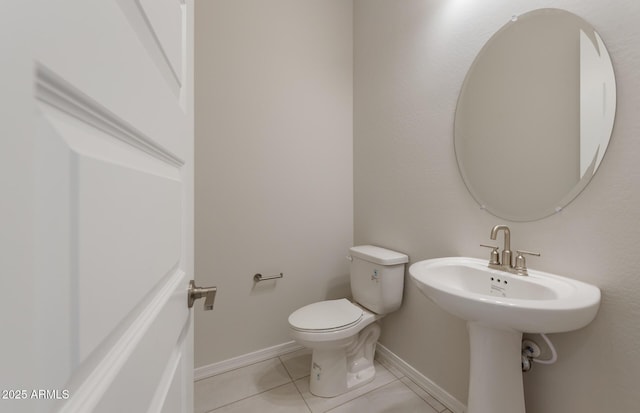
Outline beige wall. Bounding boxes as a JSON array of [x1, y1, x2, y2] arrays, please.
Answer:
[[354, 0, 640, 412], [194, 0, 353, 367]]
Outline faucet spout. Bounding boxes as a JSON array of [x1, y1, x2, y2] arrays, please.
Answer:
[[490, 225, 512, 268]]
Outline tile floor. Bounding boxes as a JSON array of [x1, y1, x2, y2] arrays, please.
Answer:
[[195, 349, 454, 413]]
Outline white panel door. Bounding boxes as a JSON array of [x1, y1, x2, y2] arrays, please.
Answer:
[[0, 1, 197, 412]]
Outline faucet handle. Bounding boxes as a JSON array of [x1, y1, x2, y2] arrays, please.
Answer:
[[514, 250, 540, 275], [480, 244, 500, 265]]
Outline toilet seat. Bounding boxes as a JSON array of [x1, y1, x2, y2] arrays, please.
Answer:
[[288, 298, 363, 332]]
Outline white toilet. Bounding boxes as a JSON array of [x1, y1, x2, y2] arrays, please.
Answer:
[[288, 245, 408, 397]]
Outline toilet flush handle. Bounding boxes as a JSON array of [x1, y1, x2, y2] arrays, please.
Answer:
[[346, 255, 353, 262]]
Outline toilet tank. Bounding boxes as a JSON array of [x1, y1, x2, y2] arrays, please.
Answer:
[[349, 245, 409, 315]]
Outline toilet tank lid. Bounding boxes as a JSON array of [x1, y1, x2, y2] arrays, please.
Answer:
[[349, 245, 408, 265]]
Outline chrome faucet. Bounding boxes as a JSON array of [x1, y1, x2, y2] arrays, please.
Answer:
[[490, 225, 512, 269], [481, 225, 540, 276]]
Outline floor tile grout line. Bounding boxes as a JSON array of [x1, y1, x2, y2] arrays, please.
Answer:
[[205, 381, 298, 413], [318, 378, 446, 413], [205, 376, 447, 413], [195, 356, 288, 383], [320, 378, 401, 413], [199, 352, 452, 413], [277, 353, 313, 412], [200, 356, 293, 412], [278, 354, 298, 383], [290, 375, 314, 413]]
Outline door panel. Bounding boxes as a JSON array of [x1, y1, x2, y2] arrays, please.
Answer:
[[1, 0, 195, 412], [36, 93, 183, 364], [36, 0, 188, 159], [91, 273, 189, 413]]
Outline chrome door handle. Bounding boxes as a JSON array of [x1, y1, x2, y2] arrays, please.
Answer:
[[188, 280, 217, 310]]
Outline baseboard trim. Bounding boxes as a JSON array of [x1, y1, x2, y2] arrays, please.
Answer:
[[194, 341, 304, 381], [375, 343, 467, 413]]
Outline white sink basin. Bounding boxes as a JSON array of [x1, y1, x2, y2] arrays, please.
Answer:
[[409, 257, 600, 333], [409, 257, 601, 413]]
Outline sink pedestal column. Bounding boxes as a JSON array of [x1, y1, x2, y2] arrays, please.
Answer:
[[467, 322, 525, 413]]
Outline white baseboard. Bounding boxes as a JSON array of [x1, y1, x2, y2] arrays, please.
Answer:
[[194, 341, 304, 381], [375, 343, 467, 413]]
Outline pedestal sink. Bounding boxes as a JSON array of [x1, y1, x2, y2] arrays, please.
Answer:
[[409, 257, 600, 413]]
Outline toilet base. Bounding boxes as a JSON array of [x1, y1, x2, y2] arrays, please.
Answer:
[[308, 323, 380, 397], [347, 362, 375, 389]]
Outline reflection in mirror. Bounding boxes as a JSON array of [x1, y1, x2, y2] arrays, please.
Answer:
[[580, 30, 615, 179], [454, 9, 616, 221]]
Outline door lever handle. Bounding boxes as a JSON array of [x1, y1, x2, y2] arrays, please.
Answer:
[[188, 280, 217, 310]]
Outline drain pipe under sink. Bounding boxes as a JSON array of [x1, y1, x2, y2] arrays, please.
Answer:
[[521, 333, 558, 372]]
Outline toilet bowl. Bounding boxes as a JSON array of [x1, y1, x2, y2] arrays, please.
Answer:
[[289, 299, 382, 397], [288, 246, 408, 398]]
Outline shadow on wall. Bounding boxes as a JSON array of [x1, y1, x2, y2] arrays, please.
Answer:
[[325, 274, 352, 300]]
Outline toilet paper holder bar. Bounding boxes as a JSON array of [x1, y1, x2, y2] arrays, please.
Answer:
[[253, 272, 284, 282]]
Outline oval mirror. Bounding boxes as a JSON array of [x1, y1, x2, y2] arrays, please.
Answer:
[[454, 8, 616, 221]]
